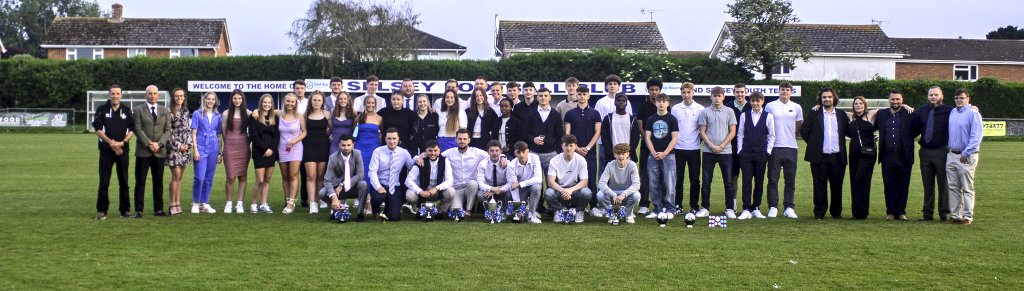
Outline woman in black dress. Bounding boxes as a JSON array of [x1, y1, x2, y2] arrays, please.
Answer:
[[409, 94, 439, 155], [248, 94, 280, 213], [846, 96, 877, 220], [465, 88, 499, 149], [303, 91, 331, 214]]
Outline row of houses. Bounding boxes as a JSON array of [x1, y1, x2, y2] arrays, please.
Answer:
[[36, 4, 1024, 82]]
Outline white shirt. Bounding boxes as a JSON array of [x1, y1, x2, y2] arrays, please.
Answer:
[[296, 97, 309, 115], [353, 94, 386, 113], [441, 147, 489, 188], [433, 98, 470, 113], [547, 152, 588, 188], [368, 145, 413, 193], [405, 158, 454, 193], [764, 99, 804, 149], [537, 105, 553, 123], [670, 101, 705, 150], [737, 109, 776, 154], [595, 95, 633, 144], [610, 113, 631, 146], [822, 108, 840, 154], [437, 111, 468, 137], [476, 157, 518, 193], [510, 153, 543, 188], [499, 117, 510, 148], [490, 96, 503, 116]]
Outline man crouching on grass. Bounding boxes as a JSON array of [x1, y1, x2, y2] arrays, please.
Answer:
[[597, 143, 641, 224], [544, 134, 592, 223]]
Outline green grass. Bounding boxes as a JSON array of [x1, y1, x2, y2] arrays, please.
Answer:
[[1, 133, 1022, 289]]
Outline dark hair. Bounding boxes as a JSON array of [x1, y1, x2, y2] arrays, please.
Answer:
[[889, 89, 903, 96], [226, 89, 248, 133], [523, 81, 536, 89], [305, 91, 327, 118], [332, 91, 356, 120], [576, 86, 590, 94], [402, 78, 413, 83], [565, 77, 579, 85], [710, 87, 726, 97], [779, 82, 793, 89], [507, 81, 520, 89], [749, 92, 765, 102], [109, 84, 121, 91], [467, 88, 489, 117], [366, 75, 379, 82], [604, 74, 622, 85], [561, 134, 577, 146], [653, 93, 670, 102], [614, 93, 628, 102], [172, 87, 185, 95], [490, 81, 502, 89], [425, 139, 439, 149], [954, 88, 971, 97], [514, 141, 529, 152], [456, 128, 470, 137], [486, 140, 502, 150], [446, 78, 458, 84], [646, 79, 663, 90], [475, 75, 487, 81], [499, 98, 513, 107], [734, 83, 746, 89], [538, 87, 551, 93], [293, 79, 306, 86], [817, 87, 837, 105], [386, 127, 399, 134], [330, 77, 343, 84]]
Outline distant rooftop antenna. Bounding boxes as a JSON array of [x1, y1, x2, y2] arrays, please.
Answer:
[[871, 19, 887, 26], [640, 8, 663, 22]]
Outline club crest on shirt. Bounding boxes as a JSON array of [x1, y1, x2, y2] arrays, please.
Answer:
[[653, 120, 669, 139]]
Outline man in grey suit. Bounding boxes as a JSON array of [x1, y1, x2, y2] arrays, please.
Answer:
[[320, 134, 369, 222], [133, 85, 172, 218]]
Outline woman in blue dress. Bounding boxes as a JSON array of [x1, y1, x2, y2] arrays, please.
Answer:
[[330, 91, 356, 155], [354, 95, 382, 187]]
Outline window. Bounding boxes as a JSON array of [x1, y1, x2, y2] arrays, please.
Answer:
[[416, 51, 441, 60], [772, 65, 792, 76], [954, 64, 978, 81], [92, 48, 104, 59], [66, 48, 103, 60], [128, 48, 146, 57], [65, 48, 77, 60], [170, 48, 197, 58]]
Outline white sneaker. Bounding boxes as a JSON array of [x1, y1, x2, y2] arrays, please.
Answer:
[[532, 211, 542, 220], [191, 203, 200, 214], [625, 215, 636, 224], [402, 204, 416, 215], [319, 200, 328, 209], [637, 207, 649, 214], [224, 202, 233, 214], [590, 207, 605, 218], [752, 209, 766, 219], [674, 206, 683, 215], [767, 207, 778, 218], [259, 203, 273, 213], [575, 210, 585, 223], [309, 204, 319, 214], [202, 203, 217, 213], [250, 204, 258, 214], [528, 213, 542, 224], [737, 210, 752, 220], [553, 214, 563, 223], [235, 202, 244, 214], [784, 207, 798, 219], [695, 208, 710, 218], [645, 212, 657, 219], [725, 209, 737, 219]]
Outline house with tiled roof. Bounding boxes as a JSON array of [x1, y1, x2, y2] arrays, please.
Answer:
[[407, 28, 466, 60], [495, 20, 667, 58], [710, 22, 905, 81], [41, 3, 230, 60], [893, 38, 1024, 82]]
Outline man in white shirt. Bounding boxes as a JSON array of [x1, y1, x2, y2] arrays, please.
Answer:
[[421, 129, 506, 216], [764, 82, 803, 218], [509, 141, 543, 223], [670, 82, 705, 215], [354, 75, 386, 113], [489, 82, 504, 116], [368, 128, 414, 221], [294, 79, 309, 114], [476, 140, 518, 210], [544, 134, 592, 223], [735, 92, 775, 220], [404, 140, 455, 219], [400, 78, 417, 111], [593, 75, 633, 186]]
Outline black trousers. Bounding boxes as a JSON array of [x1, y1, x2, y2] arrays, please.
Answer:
[[584, 149, 598, 208], [638, 149, 651, 208], [370, 186, 404, 221], [919, 147, 950, 219], [98, 150, 131, 213], [674, 150, 701, 211], [848, 151, 875, 219], [739, 152, 768, 211], [881, 153, 911, 216], [810, 153, 845, 219], [134, 155, 165, 213], [299, 165, 309, 207]]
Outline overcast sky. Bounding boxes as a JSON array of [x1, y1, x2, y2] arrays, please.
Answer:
[[99, 0, 1021, 59]]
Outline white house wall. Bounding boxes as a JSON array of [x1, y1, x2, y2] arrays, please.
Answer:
[[753, 56, 897, 82]]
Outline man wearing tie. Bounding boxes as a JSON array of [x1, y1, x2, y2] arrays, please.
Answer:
[[400, 78, 417, 111], [910, 86, 953, 222], [405, 140, 455, 217], [476, 140, 519, 209], [800, 88, 849, 220], [320, 135, 369, 222], [132, 85, 171, 218], [368, 128, 414, 221]]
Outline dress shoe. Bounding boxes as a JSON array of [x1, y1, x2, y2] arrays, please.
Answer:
[[940, 215, 948, 222], [120, 211, 132, 218], [897, 215, 909, 221], [918, 216, 933, 221], [96, 212, 107, 220], [154, 210, 168, 217], [132, 211, 143, 219], [885, 215, 895, 221], [943, 218, 961, 224], [831, 215, 843, 219]]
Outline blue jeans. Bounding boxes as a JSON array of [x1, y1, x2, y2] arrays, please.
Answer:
[[701, 153, 735, 210], [647, 153, 677, 213], [597, 189, 640, 211], [543, 188, 593, 211]]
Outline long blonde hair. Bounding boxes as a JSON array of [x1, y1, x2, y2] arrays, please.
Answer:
[[282, 93, 299, 116], [257, 94, 277, 126]]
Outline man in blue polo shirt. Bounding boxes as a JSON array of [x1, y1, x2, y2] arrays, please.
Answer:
[[564, 86, 603, 217]]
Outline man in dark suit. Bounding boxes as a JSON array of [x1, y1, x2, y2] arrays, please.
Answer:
[[132, 85, 172, 218], [875, 89, 915, 221], [801, 88, 849, 220]]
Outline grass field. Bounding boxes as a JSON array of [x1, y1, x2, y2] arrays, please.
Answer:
[[0, 133, 1021, 289]]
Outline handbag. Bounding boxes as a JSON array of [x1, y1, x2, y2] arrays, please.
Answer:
[[855, 119, 876, 156]]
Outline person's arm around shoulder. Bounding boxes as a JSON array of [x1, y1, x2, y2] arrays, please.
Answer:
[[766, 113, 776, 154]]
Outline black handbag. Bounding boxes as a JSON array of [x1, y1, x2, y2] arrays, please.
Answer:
[[855, 120, 876, 156]]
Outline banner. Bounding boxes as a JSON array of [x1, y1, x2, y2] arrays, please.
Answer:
[[188, 80, 801, 97], [983, 121, 1006, 136], [0, 112, 68, 127]]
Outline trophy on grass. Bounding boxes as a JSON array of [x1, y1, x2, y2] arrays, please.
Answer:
[[606, 204, 627, 226], [448, 207, 465, 222], [419, 202, 438, 222], [507, 201, 528, 223], [557, 208, 575, 225], [656, 208, 674, 227], [331, 204, 351, 224], [708, 215, 728, 228], [376, 201, 388, 223], [684, 212, 696, 228], [483, 197, 505, 224]]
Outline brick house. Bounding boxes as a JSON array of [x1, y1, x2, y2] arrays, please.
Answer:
[[892, 38, 1024, 82], [494, 20, 667, 58], [40, 3, 230, 60]]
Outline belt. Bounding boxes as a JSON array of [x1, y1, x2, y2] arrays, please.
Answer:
[[950, 150, 962, 154]]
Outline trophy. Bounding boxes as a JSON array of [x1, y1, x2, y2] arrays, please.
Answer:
[[708, 215, 728, 228], [557, 208, 574, 225], [606, 205, 628, 225], [483, 197, 505, 224], [507, 201, 528, 223], [448, 207, 465, 222], [376, 201, 388, 223], [419, 202, 438, 222], [656, 208, 673, 227], [331, 205, 351, 224], [684, 212, 696, 228]]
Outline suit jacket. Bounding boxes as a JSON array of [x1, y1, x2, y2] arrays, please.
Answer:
[[323, 149, 365, 195], [520, 108, 565, 154], [133, 103, 172, 158], [801, 108, 849, 165], [497, 115, 521, 154], [874, 108, 915, 165]]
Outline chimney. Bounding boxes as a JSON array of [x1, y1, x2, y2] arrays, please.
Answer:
[[111, 4, 123, 22]]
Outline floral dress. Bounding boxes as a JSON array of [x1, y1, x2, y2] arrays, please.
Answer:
[[166, 107, 193, 167]]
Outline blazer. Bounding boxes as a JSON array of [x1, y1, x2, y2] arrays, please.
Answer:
[[801, 108, 849, 165], [497, 115, 521, 154], [410, 112, 440, 153], [465, 106, 500, 142], [874, 108, 916, 166], [520, 107, 564, 154], [322, 149, 365, 196], [599, 112, 641, 160], [133, 103, 172, 158]]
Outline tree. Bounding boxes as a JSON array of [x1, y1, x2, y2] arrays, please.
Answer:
[[718, 0, 811, 80], [0, 0, 103, 58], [288, 0, 421, 72], [986, 25, 1024, 39]]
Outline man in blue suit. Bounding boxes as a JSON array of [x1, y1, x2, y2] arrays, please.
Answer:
[[875, 90, 915, 221]]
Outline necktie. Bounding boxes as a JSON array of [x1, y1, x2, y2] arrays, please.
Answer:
[[150, 106, 157, 120], [406, 98, 413, 111], [388, 151, 396, 194], [342, 155, 351, 192], [492, 163, 498, 187], [924, 109, 935, 143]]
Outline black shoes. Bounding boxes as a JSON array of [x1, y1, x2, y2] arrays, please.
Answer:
[[154, 210, 168, 217], [132, 211, 143, 219], [96, 212, 107, 220]]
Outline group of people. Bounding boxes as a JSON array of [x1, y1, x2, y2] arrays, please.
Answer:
[[92, 75, 983, 225]]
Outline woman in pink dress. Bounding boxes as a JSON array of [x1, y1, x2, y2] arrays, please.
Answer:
[[278, 93, 306, 214], [221, 89, 250, 213]]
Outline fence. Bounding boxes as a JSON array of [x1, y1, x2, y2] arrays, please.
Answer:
[[0, 108, 80, 132]]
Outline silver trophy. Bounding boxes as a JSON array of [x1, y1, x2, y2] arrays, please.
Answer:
[[484, 197, 504, 223], [448, 207, 465, 222], [376, 201, 388, 223], [419, 202, 437, 222], [607, 204, 623, 225], [509, 201, 527, 223]]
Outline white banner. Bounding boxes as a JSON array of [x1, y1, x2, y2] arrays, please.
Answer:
[[188, 80, 801, 97], [0, 112, 68, 127]]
